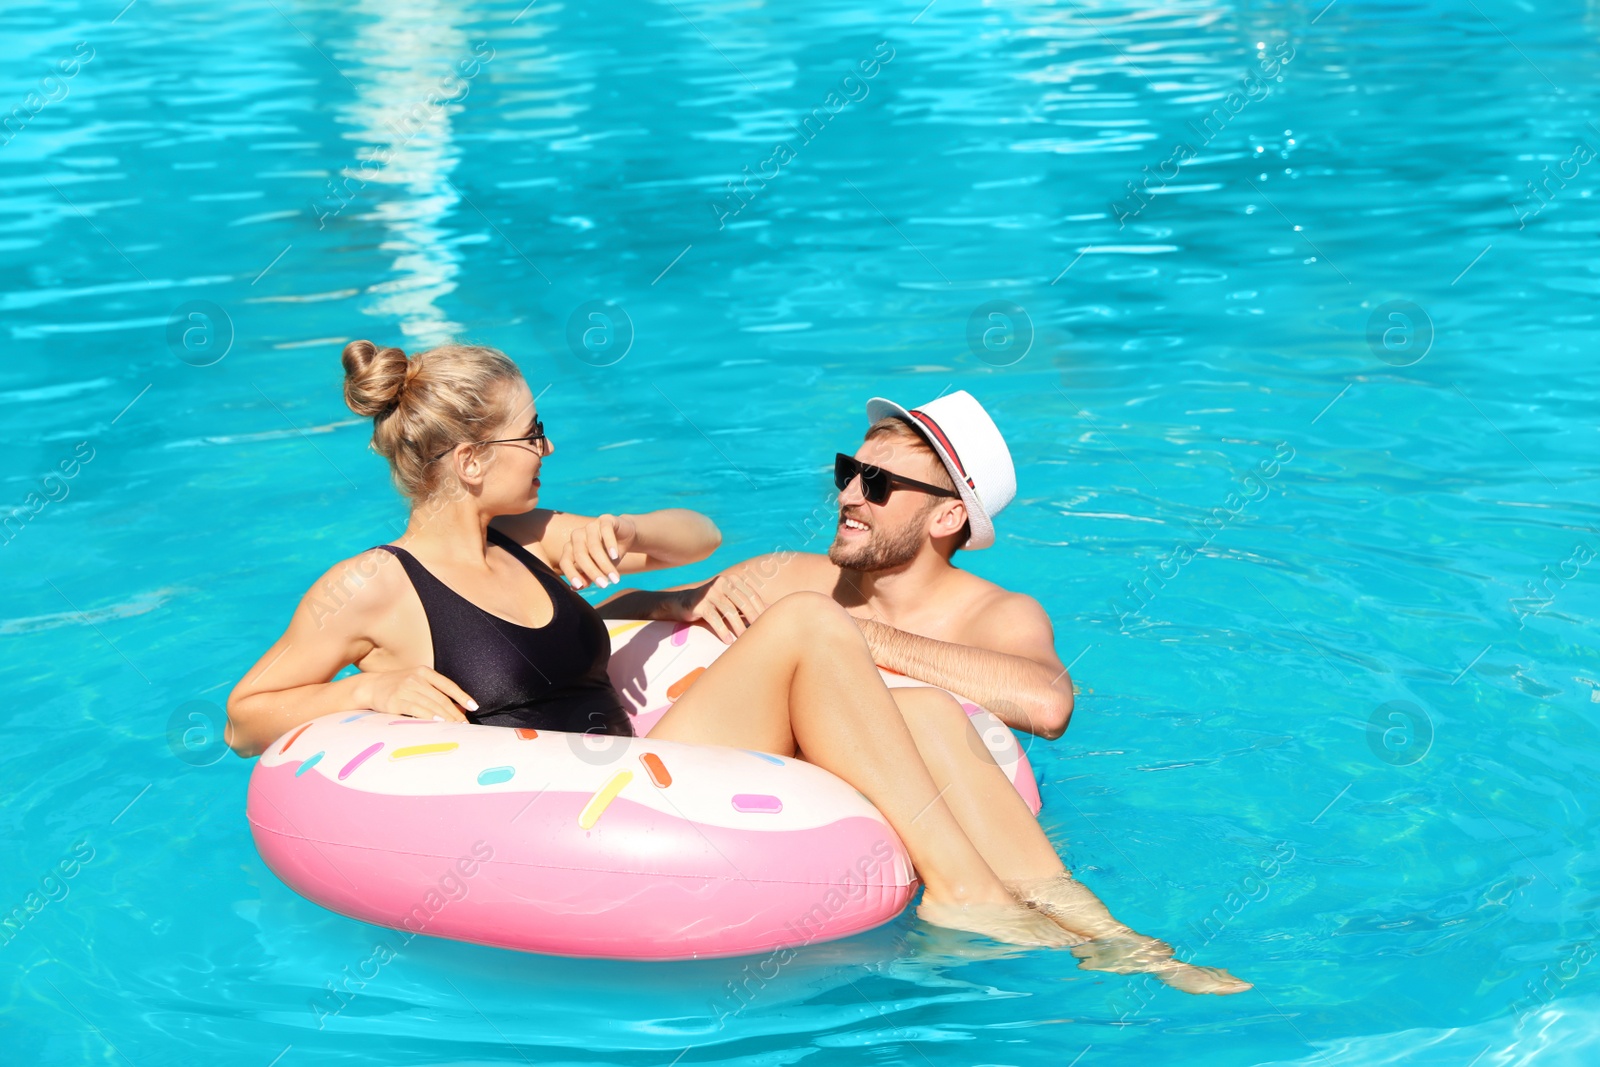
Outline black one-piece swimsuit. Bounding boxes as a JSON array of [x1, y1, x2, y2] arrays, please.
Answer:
[[374, 527, 633, 736]]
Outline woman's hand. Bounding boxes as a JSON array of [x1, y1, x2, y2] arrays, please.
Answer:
[[673, 573, 768, 644], [561, 513, 638, 590], [358, 667, 477, 722]]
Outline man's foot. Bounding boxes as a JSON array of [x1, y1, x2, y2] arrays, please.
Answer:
[[1011, 874, 1253, 995], [1070, 935, 1250, 994], [916, 896, 1082, 947], [1004, 872, 1132, 940], [1151, 962, 1253, 996], [1068, 933, 1175, 972]]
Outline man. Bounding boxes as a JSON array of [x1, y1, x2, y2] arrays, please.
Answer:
[[599, 390, 1073, 739], [595, 393, 1262, 993]]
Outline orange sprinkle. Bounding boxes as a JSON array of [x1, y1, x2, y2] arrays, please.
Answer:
[[279, 722, 314, 754], [666, 667, 706, 701], [515, 728, 539, 740], [639, 752, 672, 788]]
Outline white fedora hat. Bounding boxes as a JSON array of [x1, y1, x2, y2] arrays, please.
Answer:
[[865, 390, 1016, 550]]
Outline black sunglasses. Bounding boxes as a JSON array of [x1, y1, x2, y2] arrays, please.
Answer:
[[431, 418, 549, 463], [834, 453, 958, 506]]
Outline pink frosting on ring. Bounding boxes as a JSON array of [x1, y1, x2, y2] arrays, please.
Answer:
[[249, 759, 913, 960]]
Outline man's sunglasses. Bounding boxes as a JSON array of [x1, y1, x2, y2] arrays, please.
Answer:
[[431, 418, 549, 463], [834, 453, 958, 506]]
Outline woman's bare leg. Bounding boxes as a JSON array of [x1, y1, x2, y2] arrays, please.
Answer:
[[890, 687, 1252, 994], [648, 592, 1072, 947]]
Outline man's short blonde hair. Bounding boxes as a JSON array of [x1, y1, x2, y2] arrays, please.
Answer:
[[862, 416, 971, 550]]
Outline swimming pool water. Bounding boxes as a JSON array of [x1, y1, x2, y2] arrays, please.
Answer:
[[3, 0, 1598, 1063]]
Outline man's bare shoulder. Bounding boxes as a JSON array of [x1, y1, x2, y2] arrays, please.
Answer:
[[951, 575, 1058, 656]]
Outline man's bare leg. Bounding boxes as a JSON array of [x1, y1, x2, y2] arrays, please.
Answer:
[[887, 687, 1065, 882], [889, 687, 1252, 994], [648, 592, 1072, 947]]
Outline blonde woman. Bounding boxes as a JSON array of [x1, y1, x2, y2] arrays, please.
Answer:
[[225, 341, 1247, 989]]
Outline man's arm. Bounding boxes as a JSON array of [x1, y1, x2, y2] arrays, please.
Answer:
[[595, 585, 695, 622], [597, 552, 824, 641], [856, 594, 1074, 739]]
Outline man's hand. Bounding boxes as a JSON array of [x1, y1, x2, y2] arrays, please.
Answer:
[[560, 513, 637, 590], [674, 573, 768, 643]]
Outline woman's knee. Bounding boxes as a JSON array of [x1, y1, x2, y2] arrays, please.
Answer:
[[760, 590, 856, 639]]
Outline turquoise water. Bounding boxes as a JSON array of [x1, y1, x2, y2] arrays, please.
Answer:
[[3, 0, 1598, 1062]]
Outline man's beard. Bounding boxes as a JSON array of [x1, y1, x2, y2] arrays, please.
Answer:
[[827, 511, 927, 571]]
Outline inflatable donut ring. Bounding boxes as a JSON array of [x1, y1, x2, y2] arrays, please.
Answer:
[[246, 620, 1042, 960]]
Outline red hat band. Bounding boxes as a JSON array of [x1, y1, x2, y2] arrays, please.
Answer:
[[909, 410, 977, 490]]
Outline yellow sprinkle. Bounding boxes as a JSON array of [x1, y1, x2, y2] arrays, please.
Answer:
[[389, 742, 460, 760], [578, 770, 633, 830], [605, 619, 650, 637]]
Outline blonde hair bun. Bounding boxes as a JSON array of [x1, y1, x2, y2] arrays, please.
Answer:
[[339, 340, 524, 502], [342, 339, 411, 417]]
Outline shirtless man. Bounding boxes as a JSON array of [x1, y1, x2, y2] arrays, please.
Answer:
[[601, 392, 1253, 993], [599, 390, 1074, 740]]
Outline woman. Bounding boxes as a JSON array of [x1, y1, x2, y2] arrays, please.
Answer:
[[226, 340, 1247, 991]]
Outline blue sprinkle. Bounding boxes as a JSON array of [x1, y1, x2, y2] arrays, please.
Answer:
[[742, 749, 785, 766], [477, 766, 515, 786], [295, 752, 325, 777], [341, 712, 372, 723]]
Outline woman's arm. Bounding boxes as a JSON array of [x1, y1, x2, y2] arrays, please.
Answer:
[[494, 508, 721, 589], [225, 552, 474, 758], [609, 509, 721, 569]]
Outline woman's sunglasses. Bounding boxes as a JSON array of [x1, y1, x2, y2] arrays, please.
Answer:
[[834, 453, 958, 506], [431, 419, 549, 463]]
